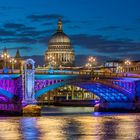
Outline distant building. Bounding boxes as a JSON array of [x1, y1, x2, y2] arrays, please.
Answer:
[[105, 60, 140, 73], [104, 60, 122, 72], [45, 18, 75, 67]]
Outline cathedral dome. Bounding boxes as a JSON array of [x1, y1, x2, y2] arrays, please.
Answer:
[[49, 32, 71, 45], [45, 18, 75, 67], [48, 18, 71, 45]]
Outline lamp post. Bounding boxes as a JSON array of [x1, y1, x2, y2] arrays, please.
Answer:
[[85, 63, 92, 69], [85, 56, 96, 70], [47, 55, 55, 69], [117, 65, 123, 73], [88, 56, 96, 64], [1, 52, 10, 68], [124, 59, 131, 72], [10, 58, 16, 73], [124, 59, 131, 65]]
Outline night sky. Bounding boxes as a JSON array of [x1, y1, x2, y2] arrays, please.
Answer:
[[0, 0, 140, 66]]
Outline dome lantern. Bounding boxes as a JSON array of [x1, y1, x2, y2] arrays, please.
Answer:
[[57, 17, 63, 32]]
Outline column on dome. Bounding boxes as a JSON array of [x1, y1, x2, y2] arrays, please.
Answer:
[[68, 53, 70, 63], [59, 53, 61, 62], [65, 54, 66, 62], [65, 54, 67, 62], [66, 53, 67, 63], [59, 53, 61, 63], [55, 53, 57, 62], [61, 53, 63, 62], [54, 53, 55, 62], [63, 53, 65, 62], [62, 53, 65, 62], [57, 53, 59, 62], [67, 54, 68, 62]]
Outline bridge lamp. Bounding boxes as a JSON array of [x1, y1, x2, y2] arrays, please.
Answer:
[[117, 66, 123, 73], [1, 52, 10, 68], [124, 59, 131, 73], [88, 57, 96, 63], [85, 63, 92, 69], [124, 59, 131, 66], [9, 58, 16, 73], [88, 56, 96, 67]]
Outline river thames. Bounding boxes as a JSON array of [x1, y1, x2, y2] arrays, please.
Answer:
[[0, 106, 140, 140]]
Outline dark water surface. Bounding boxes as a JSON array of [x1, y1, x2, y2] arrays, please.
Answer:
[[0, 106, 140, 140]]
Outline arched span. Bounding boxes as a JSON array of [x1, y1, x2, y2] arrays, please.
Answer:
[[35, 81, 67, 99], [0, 88, 14, 100], [35, 81, 131, 103]]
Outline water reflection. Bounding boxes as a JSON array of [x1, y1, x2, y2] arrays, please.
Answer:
[[0, 107, 139, 140], [21, 118, 41, 140]]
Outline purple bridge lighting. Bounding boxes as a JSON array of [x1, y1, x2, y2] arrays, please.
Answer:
[[0, 58, 140, 114]]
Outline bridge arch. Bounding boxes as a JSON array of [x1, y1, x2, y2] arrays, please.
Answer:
[[0, 88, 14, 101], [34, 80, 131, 103]]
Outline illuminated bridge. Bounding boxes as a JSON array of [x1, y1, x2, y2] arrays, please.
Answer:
[[0, 59, 140, 114], [0, 72, 140, 113]]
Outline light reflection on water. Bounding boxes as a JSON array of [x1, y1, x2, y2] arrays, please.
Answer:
[[0, 107, 140, 140]]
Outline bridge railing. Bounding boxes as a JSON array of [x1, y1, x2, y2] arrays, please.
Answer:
[[0, 68, 139, 78], [35, 69, 130, 77], [0, 69, 21, 74]]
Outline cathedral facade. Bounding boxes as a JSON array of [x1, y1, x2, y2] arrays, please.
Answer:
[[45, 18, 75, 67]]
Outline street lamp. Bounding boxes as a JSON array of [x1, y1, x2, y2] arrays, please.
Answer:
[[88, 56, 96, 63], [124, 59, 131, 72], [117, 65, 123, 73], [85, 56, 96, 69], [47, 55, 55, 69], [1, 52, 10, 68], [85, 63, 92, 69], [124, 59, 131, 66], [9, 58, 16, 73]]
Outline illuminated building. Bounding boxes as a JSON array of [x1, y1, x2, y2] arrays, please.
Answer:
[[105, 59, 140, 73], [45, 18, 75, 67]]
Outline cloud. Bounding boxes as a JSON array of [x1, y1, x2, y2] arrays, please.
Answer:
[[0, 46, 32, 58], [96, 26, 120, 31], [17, 30, 43, 37], [42, 22, 54, 26], [27, 14, 62, 22], [70, 34, 140, 56], [136, 18, 140, 23], [6, 46, 32, 51], [0, 28, 15, 36], [0, 6, 24, 11], [0, 37, 37, 44], [69, 25, 80, 29], [4, 23, 36, 31], [62, 19, 71, 24], [124, 27, 136, 31], [4, 23, 25, 29]]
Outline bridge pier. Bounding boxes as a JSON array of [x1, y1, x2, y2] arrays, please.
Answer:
[[134, 81, 140, 110], [22, 59, 37, 106]]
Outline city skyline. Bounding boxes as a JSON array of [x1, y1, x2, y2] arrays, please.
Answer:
[[0, 0, 139, 65]]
